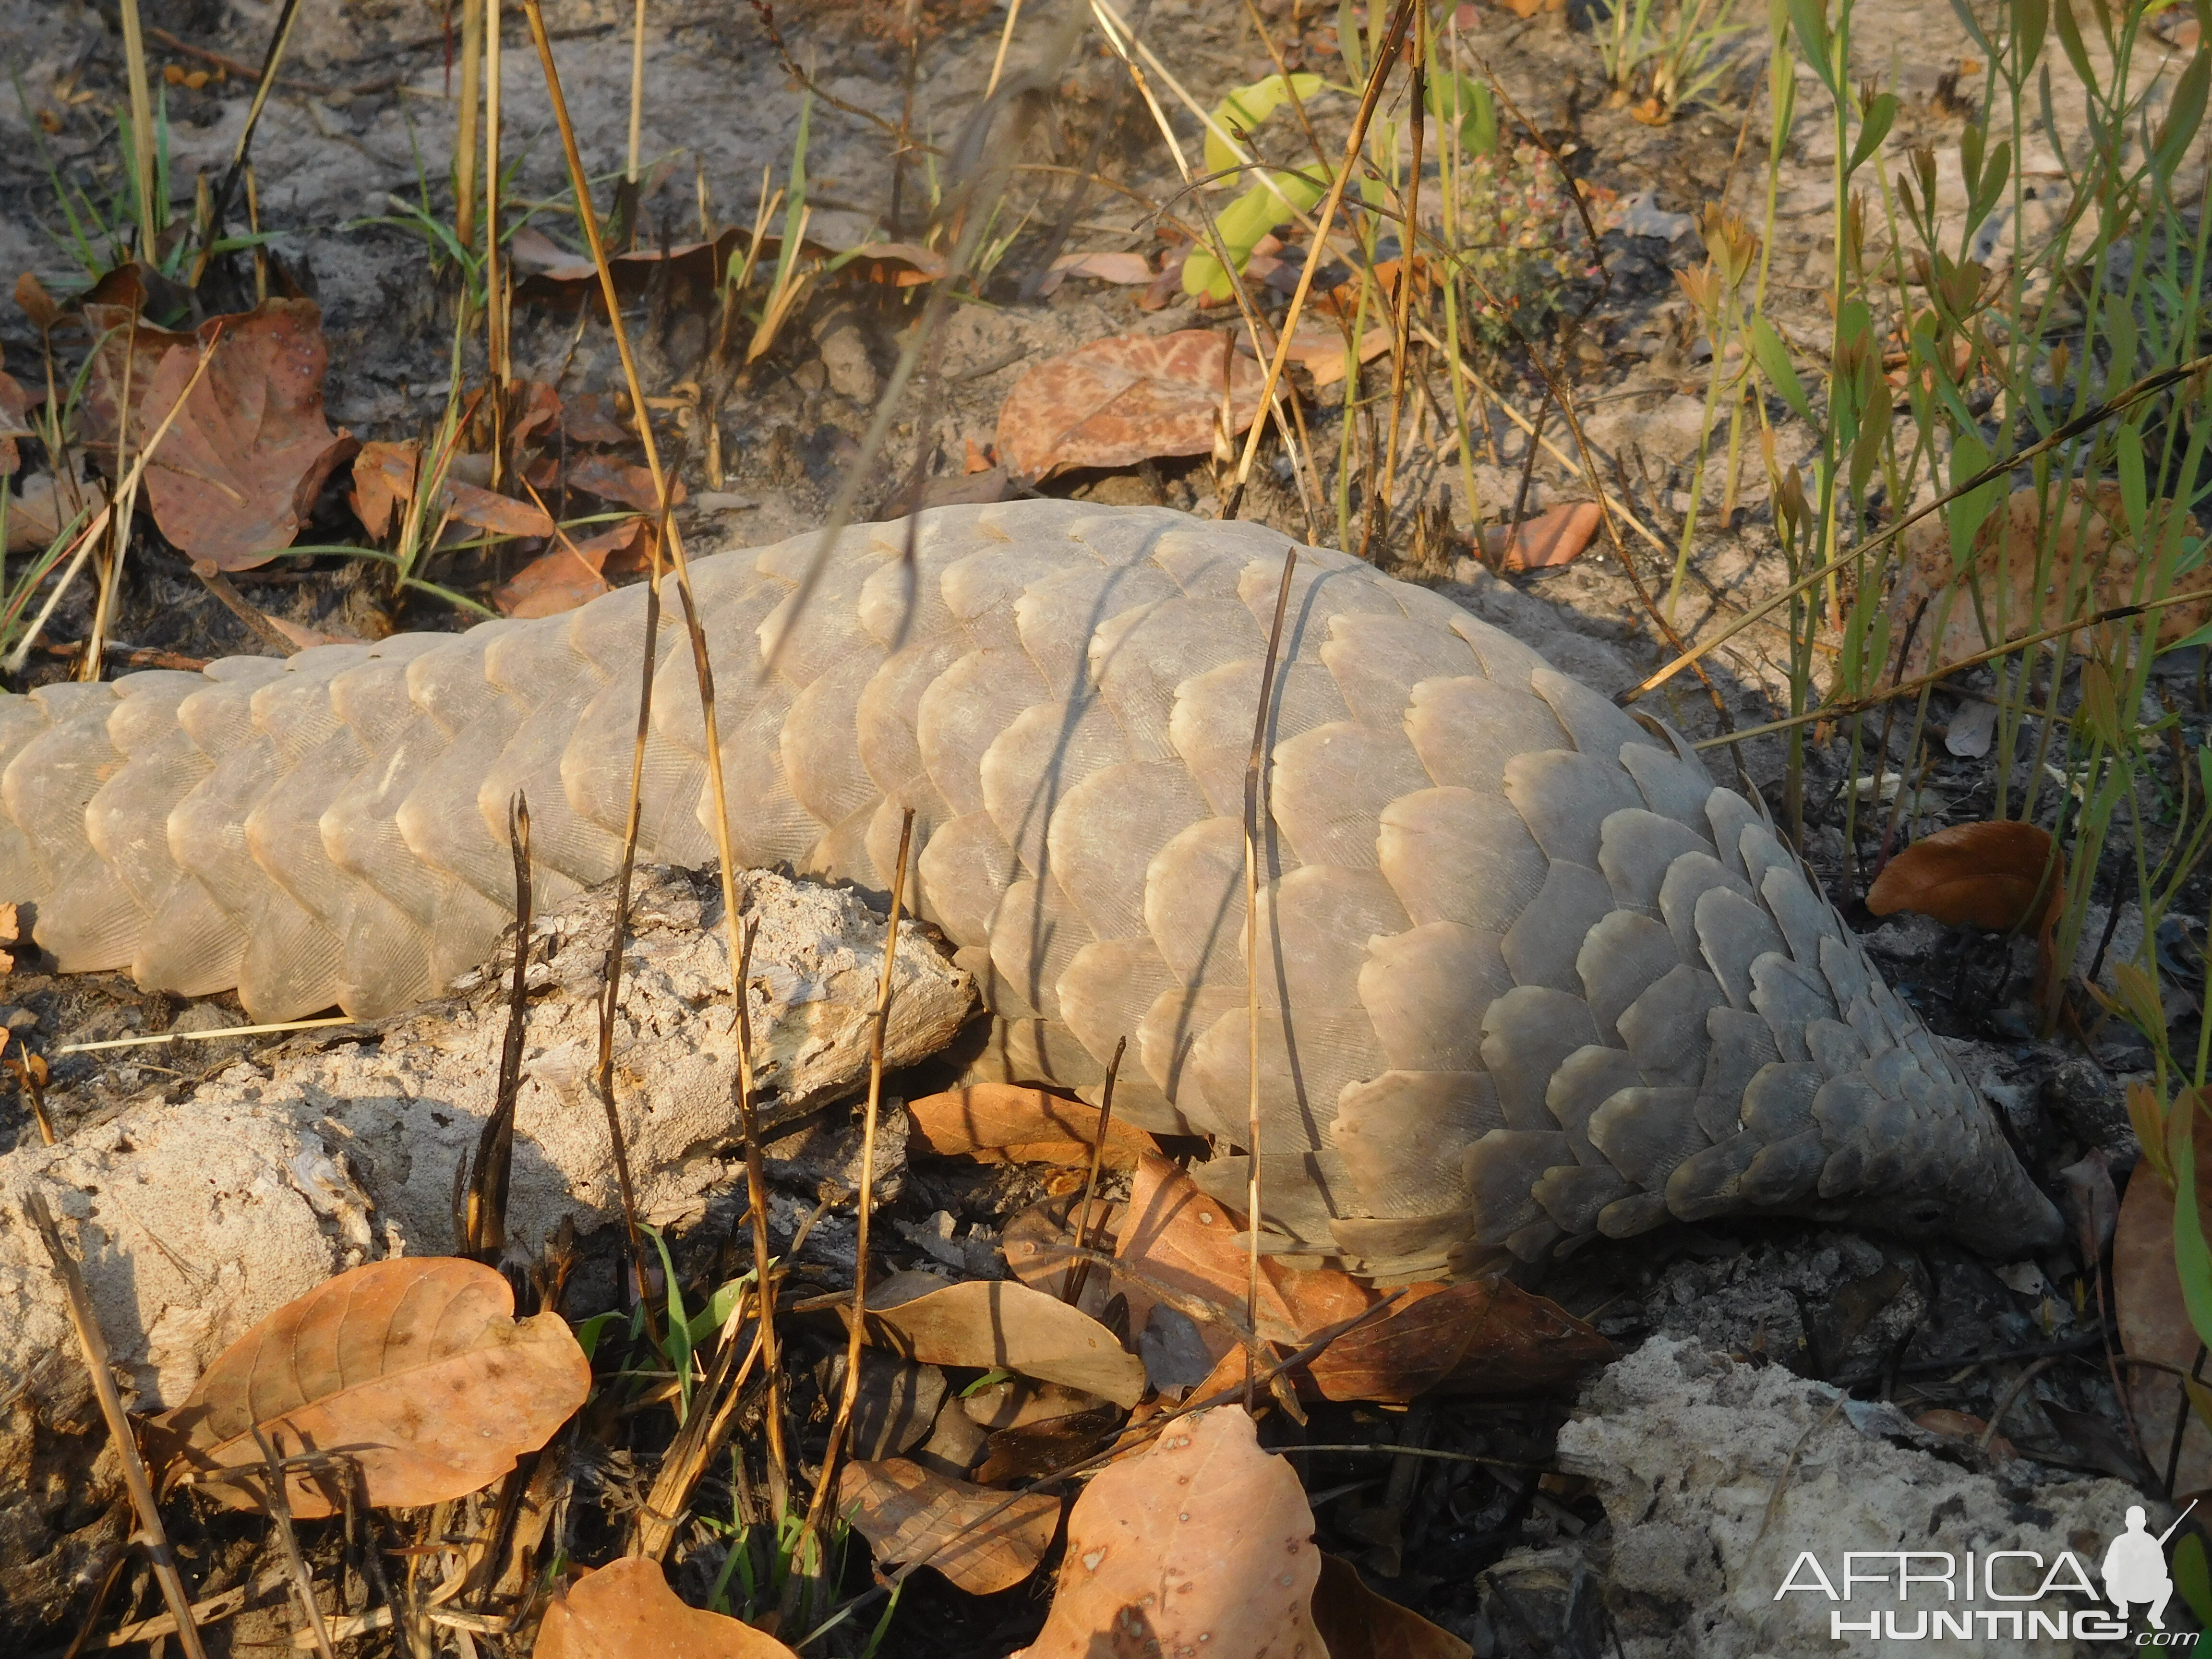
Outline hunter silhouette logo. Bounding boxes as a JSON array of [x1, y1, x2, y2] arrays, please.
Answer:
[[1776, 1498, 2202, 1642], [2104, 1503, 2195, 1632]]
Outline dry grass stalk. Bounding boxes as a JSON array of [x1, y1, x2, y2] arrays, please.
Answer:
[[251, 1427, 337, 1659], [456, 0, 483, 252], [24, 1190, 211, 1659], [804, 810, 916, 1547], [725, 913, 791, 1518], [1243, 549, 1296, 1404], [1229, 0, 1419, 496], [1062, 1036, 1125, 1310]]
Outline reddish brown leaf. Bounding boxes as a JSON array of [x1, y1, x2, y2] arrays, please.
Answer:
[[995, 330, 1265, 481], [854, 1273, 1146, 1407], [565, 452, 681, 514], [442, 476, 555, 539], [1311, 1554, 1473, 1659], [1481, 502, 1604, 572], [3, 472, 73, 553], [535, 1557, 798, 1658], [144, 1257, 589, 1518], [1866, 820, 2063, 934], [839, 1458, 1060, 1594], [906, 1083, 1158, 1169], [494, 519, 645, 618], [1115, 1154, 1608, 1401], [133, 300, 357, 571], [1273, 322, 1393, 389], [1002, 1197, 1122, 1313], [1014, 1406, 1320, 1659], [563, 392, 635, 446], [349, 440, 420, 541], [1911, 1409, 2017, 1463], [81, 303, 194, 455]]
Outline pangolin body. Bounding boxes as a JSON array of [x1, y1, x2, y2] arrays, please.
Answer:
[[0, 501, 2059, 1273]]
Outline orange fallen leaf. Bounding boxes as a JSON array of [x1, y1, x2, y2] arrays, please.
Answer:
[[1272, 323, 1394, 389], [144, 1257, 589, 1517], [81, 302, 193, 455], [127, 300, 358, 571], [1115, 1154, 1609, 1401], [0, 900, 16, 974], [494, 518, 646, 618], [995, 330, 1265, 481], [442, 476, 556, 539], [1311, 1554, 1473, 1659], [906, 1083, 1158, 1169], [1911, 1408, 2016, 1464], [1481, 502, 1604, 572], [349, 443, 555, 543], [838, 1458, 1060, 1594], [1014, 1406, 1320, 1659], [535, 1557, 798, 1658], [853, 1273, 1147, 1408], [14, 272, 60, 332], [1039, 250, 1156, 296], [1866, 820, 2062, 934], [1887, 482, 2210, 679]]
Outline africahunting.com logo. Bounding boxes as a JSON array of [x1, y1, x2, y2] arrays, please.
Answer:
[[1775, 1502, 2201, 1645]]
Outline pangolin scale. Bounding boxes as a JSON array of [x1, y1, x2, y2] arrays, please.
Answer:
[[0, 501, 2059, 1274]]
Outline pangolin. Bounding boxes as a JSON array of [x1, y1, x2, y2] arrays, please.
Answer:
[[0, 501, 2060, 1274]]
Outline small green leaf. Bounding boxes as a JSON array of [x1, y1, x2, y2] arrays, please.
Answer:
[[1428, 70, 1498, 156], [2117, 422, 2150, 538], [1946, 0, 1994, 56], [2174, 1094, 2212, 1355], [1788, 0, 1838, 94], [2014, 0, 2050, 76], [2155, 47, 2212, 180], [1948, 429, 2005, 568], [1337, 0, 1364, 83], [1750, 318, 1813, 422], [574, 1310, 623, 1362], [1205, 73, 1327, 177], [1847, 92, 1899, 175], [2053, 0, 2096, 87], [1181, 167, 1330, 299]]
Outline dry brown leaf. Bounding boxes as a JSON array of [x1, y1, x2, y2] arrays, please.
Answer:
[[145, 1256, 589, 1517], [839, 1458, 1060, 1595], [995, 330, 1264, 481], [494, 519, 646, 618], [1887, 482, 2211, 678], [0, 900, 16, 975], [974, 1407, 1123, 1485], [81, 302, 193, 454], [2116, 1165, 2212, 1497], [14, 272, 60, 331], [1014, 1406, 1320, 1659], [1865, 820, 2062, 934], [1039, 251, 1156, 296], [906, 1083, 1158, 1169], [510, 226, 942, 312], [535, 1557, 799, 1659], [0, 369, 30, 475], [131, 300, 357, 571], [565, 452, 681, 514], [1004, 1197, 1123, 1312], [4, 470, 73, 553], [1270, 322, 1393, 390], [1311, 1554, 1473, 1659], [1911, 1408, 2017, 1464], [442, 476, 556, 539], [1481, 502, 1604, 572], [855, 1273, 1147, 1407], [1116, 1154, 1609, 1401], [349, 440, 419, 541]]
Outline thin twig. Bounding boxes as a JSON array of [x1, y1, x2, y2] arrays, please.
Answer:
[[803, 810, 915, 1549], [253, 1426, 336, 1659], [727, 913, 791, 1517], [1062, 1036, 1124, 1309], [462, 794, 530, 1262], [23, 1191, 210, 1659]]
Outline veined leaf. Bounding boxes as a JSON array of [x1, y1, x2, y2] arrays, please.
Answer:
[[1750, 318, 1812, 422], [1847, 92, 1899, 175], [1183, 167, 1330, 300]]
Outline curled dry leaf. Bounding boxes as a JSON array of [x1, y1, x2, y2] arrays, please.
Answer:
[[906, 1083, 1157, 1169], [1887, 482, 2211, 679], [144, 1256, 589, 1518], [854, 1272, 1146, 1408], [839, 1458, 1060, 1595], [1866, 820, 2062, 934], [1115, 1154, 1609, 1401], [1480, 502, 1605, 572], [132, 300, 358, 571], [565, 452, 682, 514], [1014, 1406, 1320, 1659], [1311, 1554, 1473, 1659], [995, 330, 1265, 481], [535, 1557, 799, 1659]]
